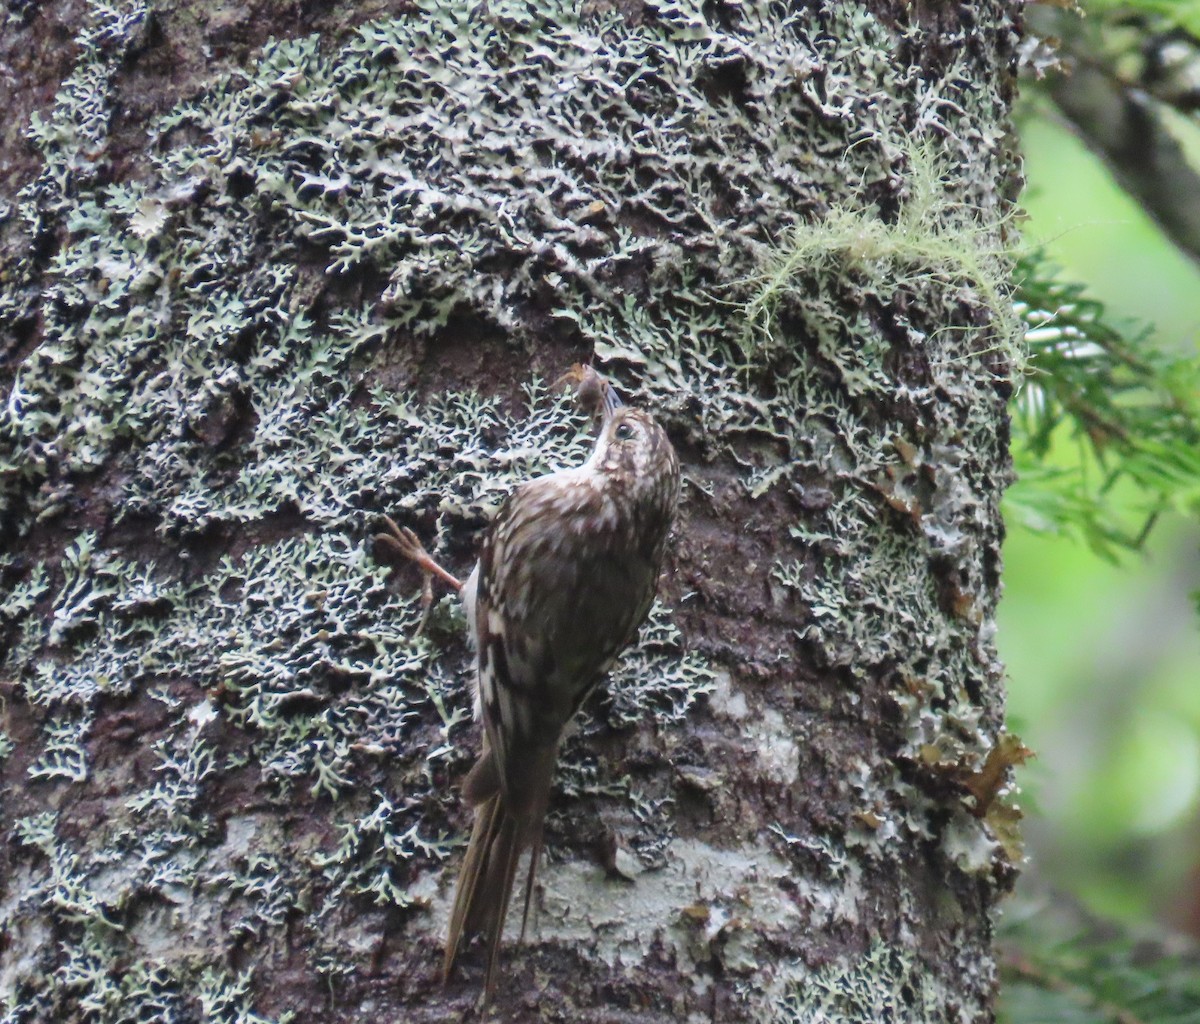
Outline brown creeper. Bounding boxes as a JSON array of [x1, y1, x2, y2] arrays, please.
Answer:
[[376, 370, 679, 1001]]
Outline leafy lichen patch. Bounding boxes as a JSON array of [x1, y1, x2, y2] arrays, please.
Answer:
[[763, 939, 953, 1024]]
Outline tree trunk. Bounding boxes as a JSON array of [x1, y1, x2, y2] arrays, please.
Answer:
[[0, 1, 1023, 1021]]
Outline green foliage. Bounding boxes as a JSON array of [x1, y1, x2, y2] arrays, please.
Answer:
[[1082, 0, 1200, 35], [1008, 252, 1200, 560], [1002, 16, 1200, 1019], [999, 898, 1200, 1024]]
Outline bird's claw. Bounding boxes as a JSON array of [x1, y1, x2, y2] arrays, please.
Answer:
[[374, 515, 463, 593], [374, 515, 425, 562]]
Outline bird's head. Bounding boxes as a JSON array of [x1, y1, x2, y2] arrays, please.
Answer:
[[590, 406, 679, 515]]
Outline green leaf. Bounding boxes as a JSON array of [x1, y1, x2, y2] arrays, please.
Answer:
[[1008, 252, 1200, 558], [1000, 893, 1200, 1024]]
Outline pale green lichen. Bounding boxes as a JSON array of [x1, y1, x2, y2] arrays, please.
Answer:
[[198, 968, 294, 1024], [764, 941, 948, 1024], [313, 790, 457, 910]]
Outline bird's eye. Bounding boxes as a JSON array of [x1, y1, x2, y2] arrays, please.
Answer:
[[614, 422, 635, 441]]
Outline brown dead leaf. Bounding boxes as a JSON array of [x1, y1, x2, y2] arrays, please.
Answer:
[[961, 733, 1034, 818], [855, 809, 883, 830], [892, 435, 920, 466]]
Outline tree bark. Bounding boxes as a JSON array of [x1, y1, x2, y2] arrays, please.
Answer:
[[1, 1, 1023, 1021]]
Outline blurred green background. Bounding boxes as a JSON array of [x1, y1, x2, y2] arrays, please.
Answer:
[[1004, 98, 1200, 931]]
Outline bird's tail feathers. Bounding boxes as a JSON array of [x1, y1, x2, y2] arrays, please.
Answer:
[[442, 746, 555, 1003]]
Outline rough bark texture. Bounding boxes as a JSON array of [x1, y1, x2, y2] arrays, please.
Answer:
[[0, 1, 1023, 1021]]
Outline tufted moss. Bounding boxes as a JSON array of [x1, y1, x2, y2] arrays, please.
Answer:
[[1, 0, 1019, 1019]]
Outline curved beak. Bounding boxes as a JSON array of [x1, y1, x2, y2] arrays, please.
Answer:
[[554, 363, 624, 421], [601, 377, 624, 418]]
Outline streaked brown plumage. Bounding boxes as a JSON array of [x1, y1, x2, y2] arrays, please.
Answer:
[[377, 374, 678, 1002]]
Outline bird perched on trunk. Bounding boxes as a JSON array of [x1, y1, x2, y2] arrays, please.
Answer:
[[375, 366, 680, 1003]]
